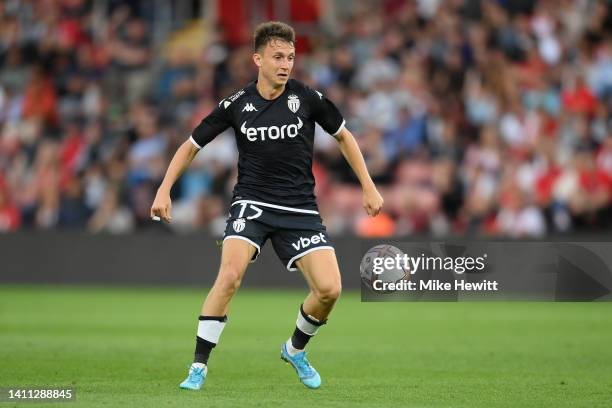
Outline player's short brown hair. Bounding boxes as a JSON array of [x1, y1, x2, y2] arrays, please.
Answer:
[[254, 21, 295, 52]]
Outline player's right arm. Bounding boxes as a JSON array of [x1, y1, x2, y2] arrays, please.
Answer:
[[151, 141, 199, 222], [151, 99, 233, 222]]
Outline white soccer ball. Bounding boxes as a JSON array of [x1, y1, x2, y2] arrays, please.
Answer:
[[360, 244, 408, 292]]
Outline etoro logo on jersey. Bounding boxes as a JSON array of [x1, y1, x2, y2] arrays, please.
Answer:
[[240, 117, 303, 142]]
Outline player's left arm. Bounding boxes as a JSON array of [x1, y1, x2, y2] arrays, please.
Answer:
[[334, 127, 384, 217]]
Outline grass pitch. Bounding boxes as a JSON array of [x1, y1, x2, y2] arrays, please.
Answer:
[[1, 286, 611, 407]]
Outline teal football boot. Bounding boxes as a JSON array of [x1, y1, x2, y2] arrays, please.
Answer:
[[280, 343, 321, 389], [179, 363, 207, 390]]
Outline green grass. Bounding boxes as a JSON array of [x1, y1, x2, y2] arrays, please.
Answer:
[[1, 286, 611, 407]]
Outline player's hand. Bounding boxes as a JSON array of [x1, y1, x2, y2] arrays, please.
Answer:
[[363, 185, 383, 217], [151, 190, 172, 222]]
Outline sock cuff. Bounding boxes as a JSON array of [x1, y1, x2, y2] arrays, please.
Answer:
[[199, 315, 228, 322], [299, 305, 327, 326], [197, 316, 228, 343], [296, 304, 326, 336]]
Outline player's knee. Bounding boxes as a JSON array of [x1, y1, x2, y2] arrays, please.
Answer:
[[216, 263, 244, 293], [314, 282, 342, 305], [216, 274, 241, 294]]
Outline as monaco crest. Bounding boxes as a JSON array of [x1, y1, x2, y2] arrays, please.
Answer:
[[233, 218, 245, 233], [287, 94, 300, 113]]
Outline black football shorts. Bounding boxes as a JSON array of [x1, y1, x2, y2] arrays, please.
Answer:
[[222, 200, 334, 271]]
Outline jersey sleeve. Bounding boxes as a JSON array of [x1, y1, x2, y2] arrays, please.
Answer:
[[189, 102, 232, 149], [307, 87, 346, 137]]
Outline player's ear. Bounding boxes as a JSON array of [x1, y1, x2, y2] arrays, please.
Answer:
[[253, 53, 262, 68]]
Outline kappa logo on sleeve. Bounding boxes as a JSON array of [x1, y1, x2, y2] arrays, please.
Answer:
[[242, 103, 258, 112]]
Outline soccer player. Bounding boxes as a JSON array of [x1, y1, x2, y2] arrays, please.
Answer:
[[151, 21, 383, 390]]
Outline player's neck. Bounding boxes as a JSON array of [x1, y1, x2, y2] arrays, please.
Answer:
[[256, 77, 285, 100]]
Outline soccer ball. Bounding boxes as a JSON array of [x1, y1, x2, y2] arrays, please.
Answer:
[[360, 244, 409, 292]]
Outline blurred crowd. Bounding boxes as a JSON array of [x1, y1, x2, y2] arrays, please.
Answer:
[[1, 0, 612, 237]]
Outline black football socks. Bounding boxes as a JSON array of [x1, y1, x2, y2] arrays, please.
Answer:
[[288, 304, 326, 353], [194, 315, 227, 365]]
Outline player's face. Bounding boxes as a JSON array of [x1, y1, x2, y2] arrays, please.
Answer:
[[254, 39, 295, 87]]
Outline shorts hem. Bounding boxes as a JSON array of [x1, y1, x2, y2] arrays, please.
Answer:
[[223, 235, 261, 262], [286, 246, 335, 272]]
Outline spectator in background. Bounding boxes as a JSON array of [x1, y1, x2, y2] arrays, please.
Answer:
[[21, 67, 58, 130], [88, 185, 134, 234], [107, 6, 152, 104], [0, 0, 611, 238], [125, 102, 167, 186], [58, 175, 90, 228], [0, 177, 20, 231]]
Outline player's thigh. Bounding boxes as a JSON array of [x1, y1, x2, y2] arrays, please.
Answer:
[[295, 247, 342, 296], [269, 220, 339, 292], [217, 238, 257, 282], [220, 202, 272, 281]]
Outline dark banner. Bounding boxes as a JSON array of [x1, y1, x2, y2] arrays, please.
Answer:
[[0, 232, 365, 288], [360, 242, 612, 301], [3, 233, 612, 299]]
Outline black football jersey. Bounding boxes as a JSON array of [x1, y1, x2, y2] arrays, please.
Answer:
[[189, 79, 345, 214]]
